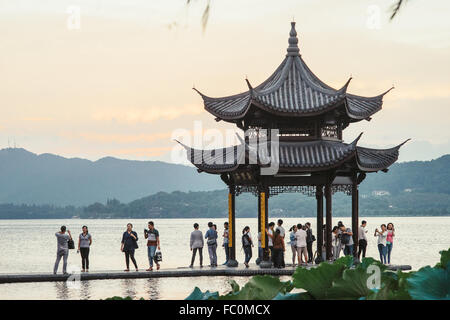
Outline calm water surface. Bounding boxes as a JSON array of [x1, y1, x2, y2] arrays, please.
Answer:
[[0, 217, 448, 299]]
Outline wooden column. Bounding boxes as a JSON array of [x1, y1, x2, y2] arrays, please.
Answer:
[[325, 183, 332, 260], [258, 191, 262, 261], [316, 185, 324, 261], [258, 189, 271, 267], [227, 186, 238, 267], [351, 178, 359, 258]]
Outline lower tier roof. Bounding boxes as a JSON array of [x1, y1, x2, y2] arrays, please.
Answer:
[[177, 137, 409, 174]]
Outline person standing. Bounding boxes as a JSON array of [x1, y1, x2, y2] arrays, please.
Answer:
[[375, 224, 388, 264], [189, 223, 204, 268], [386, 223, 395, 265], [340, 224, 354, 256], [242, 226, 253, 268], [77, 225, 92, 272], [288, 225, 298, 265], [266, 222, 275, 262], [257, 232, 263, 263], [121, 223, 139, 272], [54, 226, 72, 274], [272, 229, 285, 268], [205, 222, 218, 267], [358, 220, 368, 260], [331, 226, 340, 261], [144, 221, 160, 271], [335, 221, 344, 258], [222, 222, 229, 265], [275, 219, 286, 267], [305, 222, 315, 263], [295, 224, 308, 265]]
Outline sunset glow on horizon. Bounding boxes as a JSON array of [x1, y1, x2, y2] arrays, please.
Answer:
[[1, 0, 449, 163]]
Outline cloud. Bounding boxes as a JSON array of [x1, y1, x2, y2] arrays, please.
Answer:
[[22, 116, 54, 123], [77, 132, 173, 144], [109, 146, 172, 158], [91, 105, 203, 124]]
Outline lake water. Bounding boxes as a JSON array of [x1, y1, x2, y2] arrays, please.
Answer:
[[0, 217, 448, 299]]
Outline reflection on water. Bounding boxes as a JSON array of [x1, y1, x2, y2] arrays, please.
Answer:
[[55, 282, 70, 300], [146, 278, 161, 300], [80, 281, 91, 300], [121, 279, 137, 299], [0, 217, 448, 300]]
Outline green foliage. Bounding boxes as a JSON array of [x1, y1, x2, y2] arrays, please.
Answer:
[[435, 248, 450, 269], [407, 266, 450, 300], [103, 296, 145, 300], [185, 276, 293, 300], [185, 247, 450, 300], [367, 270, 412, 300], [185, 287, 219, 300], [218, 276, 293, 300], [273, 292, 313, 300], [292, 260, 346, 299], [2, 149, 450, 218]]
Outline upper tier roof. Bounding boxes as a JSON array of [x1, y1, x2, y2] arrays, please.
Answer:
[[194, 22, 393, 122]]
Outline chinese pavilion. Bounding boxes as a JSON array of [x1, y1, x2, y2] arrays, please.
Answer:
[[179, 22, 408, 267]]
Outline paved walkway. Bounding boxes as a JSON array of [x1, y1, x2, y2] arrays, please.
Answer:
[[0, 264, 411, 284]]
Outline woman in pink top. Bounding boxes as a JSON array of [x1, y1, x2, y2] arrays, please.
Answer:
[[386, 223, 395, 264]]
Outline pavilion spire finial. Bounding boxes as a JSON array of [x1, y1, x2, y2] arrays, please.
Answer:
[[286, 21, 300, 56]]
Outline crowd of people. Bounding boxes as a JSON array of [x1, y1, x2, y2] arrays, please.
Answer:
[[52, 219, 396, 274]]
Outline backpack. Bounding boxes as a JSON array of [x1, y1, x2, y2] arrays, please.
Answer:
[[242, 233, 251, 247], [341, 231, 351, 245]]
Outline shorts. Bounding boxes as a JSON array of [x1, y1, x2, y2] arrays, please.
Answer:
[[297, 246, 307, 256]]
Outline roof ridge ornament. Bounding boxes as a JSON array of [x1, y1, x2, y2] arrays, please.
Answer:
[[350, 132, 364, 147], [286, 21, 300, 56]]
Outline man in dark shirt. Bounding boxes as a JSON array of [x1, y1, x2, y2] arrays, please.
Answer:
[[305, 222, 315, 263]]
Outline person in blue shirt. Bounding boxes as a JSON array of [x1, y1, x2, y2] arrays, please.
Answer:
[[205, 222, 218, 267]]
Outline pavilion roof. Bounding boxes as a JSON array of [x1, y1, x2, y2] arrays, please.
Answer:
[[194, 22, 393, 122], [177, 136, 409, 175]]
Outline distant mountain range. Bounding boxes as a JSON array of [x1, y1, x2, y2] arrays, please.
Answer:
[[0, 148, 222, 206], [0, 148, 449, 217]]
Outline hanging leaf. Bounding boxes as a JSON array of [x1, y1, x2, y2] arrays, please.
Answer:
[[201, 0, 210, 32], [407, 266, 450, 300]]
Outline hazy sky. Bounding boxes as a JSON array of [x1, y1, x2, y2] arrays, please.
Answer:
[[1, 0, 449, 163]]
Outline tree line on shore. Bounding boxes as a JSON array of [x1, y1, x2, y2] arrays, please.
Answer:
[[0, 189, 449, 219]]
